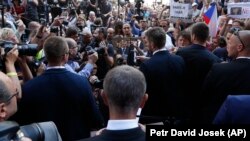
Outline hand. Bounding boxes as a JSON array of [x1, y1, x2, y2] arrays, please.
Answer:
[[36, 62, 46, 76], [5, 45, 19, 64], [136, 56, 149, 62], [88, 52, 98, 64], [16, 19, 26, 33], [99, 41, 108, 52], [89, 75, 99, 84]]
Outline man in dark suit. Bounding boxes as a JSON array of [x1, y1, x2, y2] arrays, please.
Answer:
[[202, 30, 250, 123], [13, 36, 104, 141], [213, 95, 250, 124], [176, 22, 221, 124], [78, 65, 148, 141], [139, 27, 186, 124]]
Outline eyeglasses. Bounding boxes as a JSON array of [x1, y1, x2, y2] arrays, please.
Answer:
[[5, 92, 18, 104], [233, 30, 246, 48], [160, 25, 167, 28]]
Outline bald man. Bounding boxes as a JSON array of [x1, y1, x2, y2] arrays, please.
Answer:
[[65, 38, 98, 78], [201, 30, 250, 123], [0, 72, 18, 121]]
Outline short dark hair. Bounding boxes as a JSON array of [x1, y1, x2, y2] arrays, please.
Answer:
[[66, 26, 78, 37], [191, 22, 209, 43], [177, 31, 191, 43], [98, 27, 108, 39], [103, 65, 146, 113], [44, 36, 69, 63], [145, 27, 166, 49]]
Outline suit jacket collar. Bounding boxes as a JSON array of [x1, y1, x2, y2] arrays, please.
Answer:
[[100, 127, 145, 138], [189, 44, 207, 50], [153, 50, 169, 56], [43, 68, 69, 75], [233, 58, 250, 63]]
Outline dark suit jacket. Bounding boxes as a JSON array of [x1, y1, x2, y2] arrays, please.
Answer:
[[78, 127, 145, 141], [202, 58, 250, 123], [139, 50, 186, 123], [213, 95, 250, 124], [12, 68, 104, 141], [117, 45, 136, 66], [176, 44, 221, 123]]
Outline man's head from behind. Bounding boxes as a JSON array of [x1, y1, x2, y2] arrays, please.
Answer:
[[0, 72, 18, 121], [44, 36, 69, 66], [145, 27, 166, 52], [102, 65, 148, 119], [191, 22, 209, 45]]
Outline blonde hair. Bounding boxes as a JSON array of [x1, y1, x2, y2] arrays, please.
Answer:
[[0, 28, 15, 41]]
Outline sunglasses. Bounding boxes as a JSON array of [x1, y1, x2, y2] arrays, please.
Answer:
[[233, 30, 246, 48]]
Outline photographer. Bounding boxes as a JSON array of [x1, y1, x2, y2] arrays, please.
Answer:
[[91, 27, 114, 80], [65, 38, 98, 78], [0, 28, 34, 99]]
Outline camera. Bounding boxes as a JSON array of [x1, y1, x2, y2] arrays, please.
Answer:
[[0, 121, 44, 141], [50, 26, 59, 34], [0, 41, 38, 56], [85, 46, 96, 55], [85, 45, 105, 55], [0, 121, 62, 141]]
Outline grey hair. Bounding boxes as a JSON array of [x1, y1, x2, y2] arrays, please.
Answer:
[[65, 38, 77, 49], [145, 27, 166, 49], [0, 79, 11, 103], [103, 65, 146, 113]]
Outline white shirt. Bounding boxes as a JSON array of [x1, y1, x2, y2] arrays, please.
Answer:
[[164, 34, 174, 50], [106, 119, 138, 130], [153, 48, 167, 55]]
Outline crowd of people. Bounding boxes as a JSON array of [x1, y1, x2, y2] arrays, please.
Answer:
[[0, 0, 250, 140]]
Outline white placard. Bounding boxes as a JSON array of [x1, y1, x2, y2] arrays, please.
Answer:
[[228, 2, 250, 19]]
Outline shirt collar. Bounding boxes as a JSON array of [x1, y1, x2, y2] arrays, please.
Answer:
[[236, 57, 250, 60], [153, 48, 167, 55], [46, 66, 65, 70], [106, 119, 138, 130]]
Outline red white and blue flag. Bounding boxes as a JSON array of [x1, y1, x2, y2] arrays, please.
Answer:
[[203, 4, 218, 37]]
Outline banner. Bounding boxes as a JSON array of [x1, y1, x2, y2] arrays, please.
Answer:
[[170, 0, 193, 23], [227, 2, 250, 19]]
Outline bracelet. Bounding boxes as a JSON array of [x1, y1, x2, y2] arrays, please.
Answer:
[[6, 72, 18, 77]]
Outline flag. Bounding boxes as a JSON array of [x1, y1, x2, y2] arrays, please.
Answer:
[[203, 4, 218, 37]]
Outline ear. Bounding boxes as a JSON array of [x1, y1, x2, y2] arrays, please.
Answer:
[[237, 44, 244, 52], [139, 93, 148, 109], [62, 54, 69, 63], [0, 103, 7, 121], [101, 91, 109, 107]]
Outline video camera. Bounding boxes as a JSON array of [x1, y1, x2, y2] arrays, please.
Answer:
[[0, 121, 62, 141], [85, 45, 105, 56], [0, 41, 38, 56]]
